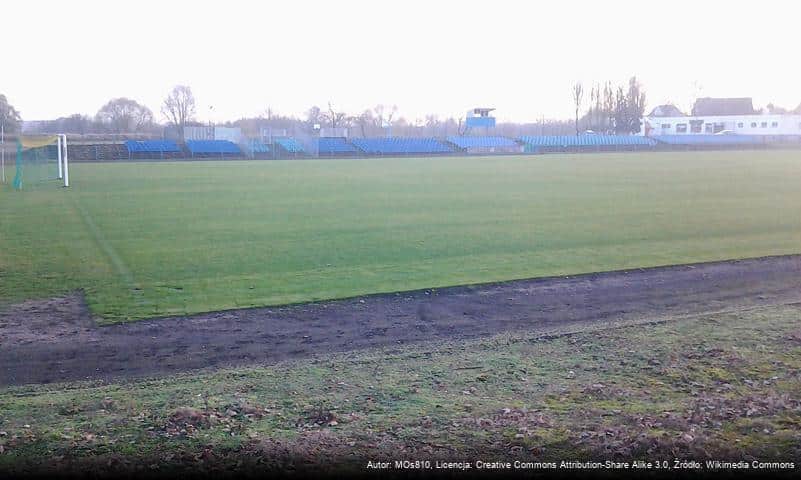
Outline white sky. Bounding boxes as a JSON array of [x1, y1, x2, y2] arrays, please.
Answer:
[[6, 0, 800, 123]]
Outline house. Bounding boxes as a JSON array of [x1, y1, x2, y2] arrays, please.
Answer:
[[642, 97, 801, 137]]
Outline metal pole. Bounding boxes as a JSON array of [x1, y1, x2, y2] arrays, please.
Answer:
[[57, 134, 63, 179], [1, 121, 5, 183], [62, 135, 69, 187]]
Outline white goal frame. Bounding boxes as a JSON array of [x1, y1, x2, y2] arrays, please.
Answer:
[[57, 134, 70, 187], [1, 133, 69, 187]]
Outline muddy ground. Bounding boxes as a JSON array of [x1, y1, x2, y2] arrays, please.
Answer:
[[2, 255, 801, 386]]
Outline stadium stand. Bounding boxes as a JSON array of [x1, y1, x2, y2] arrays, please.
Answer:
[[317, 137, 358, 155], [68, 143, 129, 161], [518, 135, 656, 153], [350, 137, 453, 155], [275, 137, 305, 154], [250, 142, 271, 153], [124, 140, 182, 159], [239, 140, 271, 159], [185, 140, 243, 158], [447, 136, 518, 148], [48, 132, 801, 163], [447, 136, 521, 153]]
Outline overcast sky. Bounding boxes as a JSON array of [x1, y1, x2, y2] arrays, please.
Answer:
[[6, 0, 800, 124]]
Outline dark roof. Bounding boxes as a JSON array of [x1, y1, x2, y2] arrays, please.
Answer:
[[691, 97, 754, 116], [648, 104, 685, 117]]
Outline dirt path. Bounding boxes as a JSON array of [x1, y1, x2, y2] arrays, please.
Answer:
[[2, 255, 801, 387]]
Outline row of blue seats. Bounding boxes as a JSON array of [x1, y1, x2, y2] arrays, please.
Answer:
[[246, 141, 271, 153], [447, 136, 518, 148], [123, 134, 791, 158], [125, 140, 181, 153], [318, 137, 358, 154], [185, 140, 242, 155], [518, 135, 656, 147], [276, 138, 305, 153], [350, 138, 452, 154]]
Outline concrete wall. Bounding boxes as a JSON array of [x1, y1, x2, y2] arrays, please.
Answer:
[[644, 114, 801, 136]]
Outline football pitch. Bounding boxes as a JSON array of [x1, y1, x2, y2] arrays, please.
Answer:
[[2, 150, 801, 322]]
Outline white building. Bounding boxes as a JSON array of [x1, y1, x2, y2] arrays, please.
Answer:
[[644, 114, 801, 136], [643, 98, 801, 136], [183, 126, 243, 142]]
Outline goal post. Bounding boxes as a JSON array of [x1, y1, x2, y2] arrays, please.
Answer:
[[10, 134, 69, 190]]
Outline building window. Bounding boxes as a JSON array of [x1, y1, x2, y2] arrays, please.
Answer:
[[737, 122, 744, 128], [676, 124, 687, 133], [690, 120, 703, 133], [761, 122, 768, 128], [751, 122, 758, 128], [661, 123, 671, 129], [705, 123, 714, 133], [771, 121, 779, 128]]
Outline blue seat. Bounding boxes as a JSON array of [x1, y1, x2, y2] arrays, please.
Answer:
[[318, 137, 357, 154], [185, 140, 242, 155], [276, 138, 304, 153], [517, 135, 656, 148], [350, 137, 453, 154], [447, 136, 517, 148], [125, 140, 181, 153], [248, 141, 271, 153]]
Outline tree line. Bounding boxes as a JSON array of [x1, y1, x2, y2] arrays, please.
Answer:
[[4, 81, 801, 139], [571, 77, 647, 135], [0, 86, 198, 138]]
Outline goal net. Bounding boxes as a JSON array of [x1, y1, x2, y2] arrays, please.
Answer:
[[9, 135, 69, 190]]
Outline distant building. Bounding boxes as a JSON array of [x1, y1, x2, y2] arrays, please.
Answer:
[[183, 126, 242, 142], [319, 127, 348, 138], [691, 97, 755, 116], [642, 97, 801, 136], [20, 120, 49, 134], [648, 104, 685, 117]]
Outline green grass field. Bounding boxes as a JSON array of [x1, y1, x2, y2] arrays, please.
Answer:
[[2, 304, 800, 473], [2, 150, 801, 322]]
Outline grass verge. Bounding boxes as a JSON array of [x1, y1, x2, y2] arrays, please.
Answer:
[[1, 304, 799, 475]]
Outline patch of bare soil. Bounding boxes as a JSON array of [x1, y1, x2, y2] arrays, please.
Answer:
[[2, 255, 801, 387]]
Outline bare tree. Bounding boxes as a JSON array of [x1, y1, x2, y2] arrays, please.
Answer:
[[766, 103, 788, 114], [305, 106, 322, 128], [60, 114, 95, 135], [355, 109, 374, 137], [572, 82, 583, 136], [625, 76, 646, 134], [457, 117, 467, 136], [425, 114, 441, 136], [322, 102, 348, 129], [0, 94, 22, 134], [373, 104, 397, 131], [161, 86, 196, 139], [96, 98, 153, 133]]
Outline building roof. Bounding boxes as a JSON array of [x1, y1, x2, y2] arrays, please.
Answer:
[[469, 108, 495, 117], [691, 97, 755, 116], [648, 104, 685, 117]]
